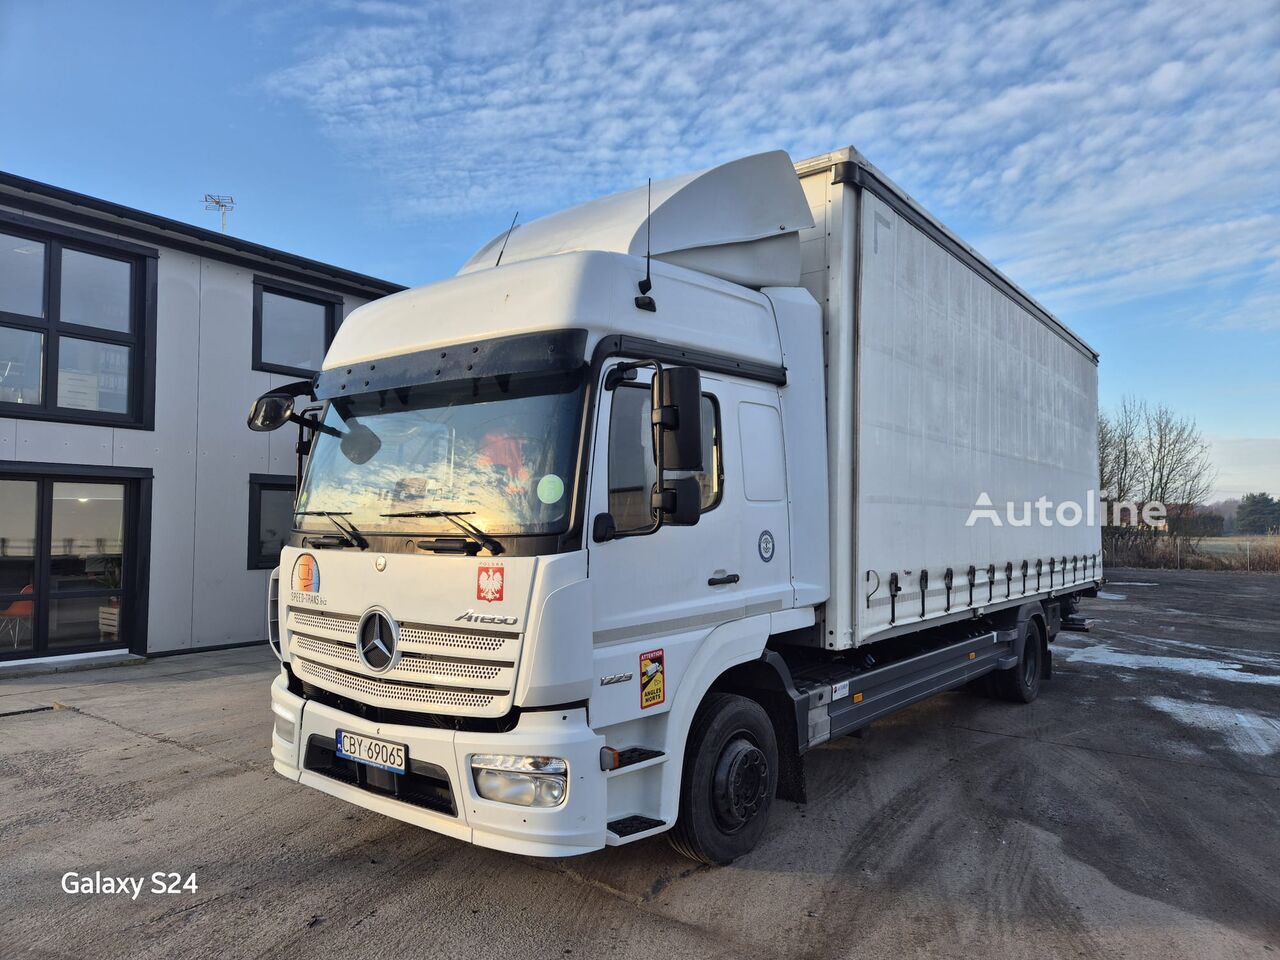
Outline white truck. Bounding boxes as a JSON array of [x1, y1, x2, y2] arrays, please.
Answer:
[[252, 147, 1101, 863]]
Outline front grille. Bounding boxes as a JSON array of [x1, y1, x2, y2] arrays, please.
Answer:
[[292, 610, 358, 636], [399, 625, 509, 653], [292, 634, 505, 683], [285, 607, 521, 718], [287, 608, 518, 657], [293, 658, 500, 713], [304, 735, 455, 816], [293, 634, 362, 666]]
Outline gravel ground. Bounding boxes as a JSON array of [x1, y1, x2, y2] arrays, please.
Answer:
[[2, 567, 1278, 959]]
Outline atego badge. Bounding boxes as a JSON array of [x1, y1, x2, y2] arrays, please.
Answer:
[[640, 649, 665, 709]]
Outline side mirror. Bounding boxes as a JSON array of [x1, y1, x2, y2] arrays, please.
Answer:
[[652, 476, 701, 525], [591, 513, 617, 543], [653, 366, 702, 471], [247, 394, 294, 432], [340, 421, 382, 464]]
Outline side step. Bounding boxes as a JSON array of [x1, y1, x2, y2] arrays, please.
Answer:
[[608, 815, 665, 838], [601, 746, 667, 775], [615, 746, 663, 767], [1062, 615, 1091, 633]]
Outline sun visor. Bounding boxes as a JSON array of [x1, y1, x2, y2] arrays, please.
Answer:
[[314, 329, 588, 400]]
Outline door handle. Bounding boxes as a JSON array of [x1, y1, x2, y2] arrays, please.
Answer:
[[707, 573, 740, 586]]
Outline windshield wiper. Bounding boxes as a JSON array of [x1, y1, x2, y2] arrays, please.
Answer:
[[379, 510, 505, 555], [296, 510, 369, 550]]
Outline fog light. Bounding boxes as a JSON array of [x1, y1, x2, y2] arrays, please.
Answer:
[[273, 714, 295, 744], [471, 755, 567, 807]]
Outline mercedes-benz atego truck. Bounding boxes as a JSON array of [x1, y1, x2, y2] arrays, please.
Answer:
[[252, 147, 1101, 864]]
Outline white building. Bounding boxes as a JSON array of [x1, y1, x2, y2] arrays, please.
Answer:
[[0, 173, 402, 667]]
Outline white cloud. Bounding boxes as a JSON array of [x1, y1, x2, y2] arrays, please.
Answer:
[[262, 0, 1280, 325]]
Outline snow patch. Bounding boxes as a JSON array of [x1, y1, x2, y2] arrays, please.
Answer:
[[1107, 581, 1159, 587], [1096, 591, 1128, 601], [1146, 696, 1280, 756], [1065, 644, 1280, 687], [1123, 634, 1280, 670]]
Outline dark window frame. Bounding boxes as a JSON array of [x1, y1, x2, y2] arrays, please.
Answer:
[[694, 393, 725, 513], [606, 382, 724, 525], [0, 460, 152, 662], [248, 473, 296, 570], [0, 210, 157, 430], [251, 275, 343, 378]]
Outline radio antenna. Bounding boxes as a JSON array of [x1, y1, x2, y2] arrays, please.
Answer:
[[634, 179, 656, 311], [638, 179, 652, 295], [494, 211, 519, 267]]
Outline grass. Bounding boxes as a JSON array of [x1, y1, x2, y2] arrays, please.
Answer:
[[1195, 534, 1280, 559], [1104, 533, 1280, 572]]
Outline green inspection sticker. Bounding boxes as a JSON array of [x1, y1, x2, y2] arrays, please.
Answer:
[[536, 474, 565, 504]]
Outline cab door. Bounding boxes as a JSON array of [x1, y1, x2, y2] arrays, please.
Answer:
[[586, 364, 787, 726]]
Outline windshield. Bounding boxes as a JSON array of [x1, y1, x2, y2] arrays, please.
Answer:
[[295, 369, 586, 538]]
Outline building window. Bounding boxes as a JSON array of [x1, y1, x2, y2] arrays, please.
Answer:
[[0, 464, 151, 661], [607, 383, 722, 529], [249, 474, 296, 569], [0, 219, 156, 428], [252, 276, 342, 378]]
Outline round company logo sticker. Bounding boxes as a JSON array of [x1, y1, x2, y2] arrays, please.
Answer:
[[758, 530, 775, 563], [292, 553, 320, 593]]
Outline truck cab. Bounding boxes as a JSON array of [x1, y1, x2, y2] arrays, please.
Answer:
[[261, 151, 831, 859]]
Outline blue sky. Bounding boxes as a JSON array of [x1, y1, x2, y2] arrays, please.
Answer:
[[2, 0, 1277, 497]]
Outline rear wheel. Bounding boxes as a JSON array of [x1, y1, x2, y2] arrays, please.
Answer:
[[992, 618, 1043, 703], [668, 693, 778, 865]]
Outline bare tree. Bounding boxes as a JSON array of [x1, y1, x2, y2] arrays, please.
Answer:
[[1099, 396, 1145, 503], [1099, 397, 1215, 528], [1141, 402, 1215, 518]]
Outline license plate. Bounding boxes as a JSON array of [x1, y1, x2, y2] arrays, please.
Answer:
[[336, 730, 406, 774]]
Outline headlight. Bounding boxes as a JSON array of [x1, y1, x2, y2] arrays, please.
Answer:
[[471, 755, 568, 807]]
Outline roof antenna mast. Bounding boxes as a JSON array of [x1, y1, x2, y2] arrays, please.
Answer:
[[635, 178, 656, 311], [494, 211, 519, 267], [203, 193, 236, 234]]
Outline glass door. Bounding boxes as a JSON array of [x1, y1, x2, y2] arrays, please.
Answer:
[[0, 476, 132, 660], [47, 481, 125, 651], [0, 480, 38, 654]]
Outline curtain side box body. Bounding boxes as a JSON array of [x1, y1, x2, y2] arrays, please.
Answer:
[[796, 152, 1102, 650]]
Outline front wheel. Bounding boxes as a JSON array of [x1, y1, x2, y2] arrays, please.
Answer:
[[668, 693, 778, 865]]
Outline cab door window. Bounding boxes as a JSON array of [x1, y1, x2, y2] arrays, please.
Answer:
[[606, 383, 721, 529]]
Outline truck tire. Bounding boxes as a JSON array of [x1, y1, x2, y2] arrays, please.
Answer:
[[992, 618, 1043, 703], [668, 693, 778, 865]]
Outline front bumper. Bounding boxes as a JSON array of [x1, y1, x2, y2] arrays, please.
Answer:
[[271, 672, 607, 857]]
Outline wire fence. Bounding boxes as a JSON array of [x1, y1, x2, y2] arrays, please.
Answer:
[[1103, 531, 1280, 572]]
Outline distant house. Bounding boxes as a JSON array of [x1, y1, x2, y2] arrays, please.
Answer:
[[0, 173, 403, 667]]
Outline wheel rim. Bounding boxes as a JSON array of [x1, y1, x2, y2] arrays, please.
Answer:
[[711, 735, 769, 834]]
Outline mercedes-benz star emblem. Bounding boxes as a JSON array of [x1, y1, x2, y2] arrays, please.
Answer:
[[356, 609, 399, 673]]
